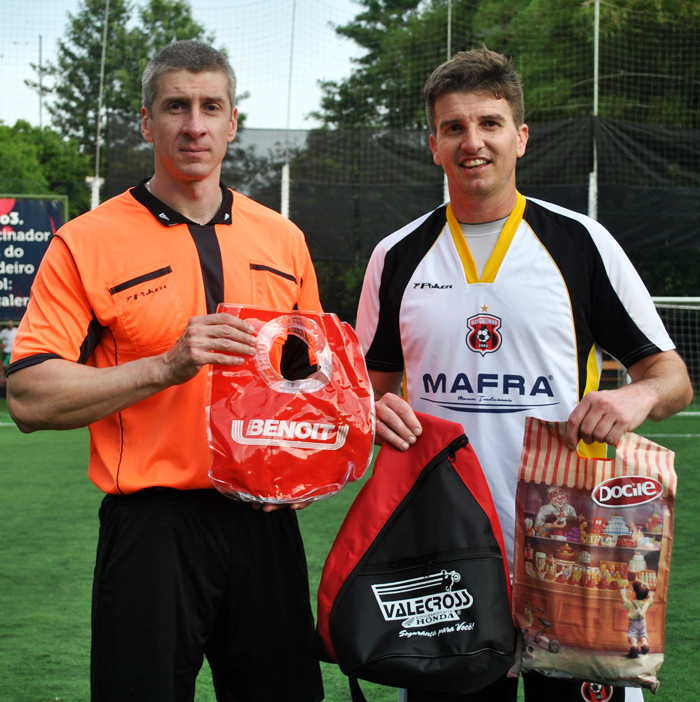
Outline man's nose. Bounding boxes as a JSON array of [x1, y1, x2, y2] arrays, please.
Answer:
[[460, 125, 484, 152], [182, 109, 207, 136]]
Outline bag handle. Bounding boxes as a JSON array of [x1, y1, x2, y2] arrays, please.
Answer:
[[519, 417, 676, 494], [348, 679, 407, 701], [255, 314, 333, 393], [349, 676, 368, 702]]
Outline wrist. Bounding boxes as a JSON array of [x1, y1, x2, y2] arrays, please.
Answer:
[[139, 353, 179, 392]]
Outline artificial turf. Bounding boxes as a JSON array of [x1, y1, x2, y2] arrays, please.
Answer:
[[1, 399, 698, 701]]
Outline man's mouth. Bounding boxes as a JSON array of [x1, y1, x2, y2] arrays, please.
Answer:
[[462, 158, 489, 168]]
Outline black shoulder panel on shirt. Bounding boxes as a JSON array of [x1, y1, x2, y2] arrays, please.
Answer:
[[523, 200, 661, 396], [365, 206, 448, 373], [6, 313, 104, 376], [78, 312, 106, 364]]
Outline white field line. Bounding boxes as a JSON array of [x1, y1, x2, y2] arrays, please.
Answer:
[[643, 434, 700, 438], [0, 413, 17, 427]]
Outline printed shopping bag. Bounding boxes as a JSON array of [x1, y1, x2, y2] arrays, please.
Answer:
[[512, 417, 676, 692], [207, 304, 375, 504]]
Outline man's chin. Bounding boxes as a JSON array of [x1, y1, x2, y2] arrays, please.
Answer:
[[456, 180, 494, 198], [174, 164, 217, 182]]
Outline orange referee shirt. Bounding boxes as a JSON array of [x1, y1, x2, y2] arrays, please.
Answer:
[[9, 181, 323, 494]]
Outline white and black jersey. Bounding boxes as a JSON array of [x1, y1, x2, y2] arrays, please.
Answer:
[[356, 193, 673, 571]]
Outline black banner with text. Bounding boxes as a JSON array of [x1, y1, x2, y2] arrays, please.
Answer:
[[0, 198, 63, 320]]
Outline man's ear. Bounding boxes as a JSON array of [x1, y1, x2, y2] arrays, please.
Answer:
[[228, 108, 238, 144], [429, 133, 442, 166], [141, 107, 154, 143], [517, 123, 529, 158]]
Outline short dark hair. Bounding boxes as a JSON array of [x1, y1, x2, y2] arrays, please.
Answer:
[[423, 46, 524, 134], [142, 40, 236, 114], [632, 580, 650, 600]]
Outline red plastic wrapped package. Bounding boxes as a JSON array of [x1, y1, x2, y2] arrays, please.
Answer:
[[207, 304, 375, 504]]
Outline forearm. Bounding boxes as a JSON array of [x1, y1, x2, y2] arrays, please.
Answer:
[[567, 350, 693, 447], [8, 312, 258, 433], [7, 356, 173, 432], [627, 351, 693, 421]]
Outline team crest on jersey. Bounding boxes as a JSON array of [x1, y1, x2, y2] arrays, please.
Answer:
[[466, 313, 502, 356], [580, 682, 613, 702]]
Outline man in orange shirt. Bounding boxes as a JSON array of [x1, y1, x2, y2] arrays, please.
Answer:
[[7, 41, 323, 702]]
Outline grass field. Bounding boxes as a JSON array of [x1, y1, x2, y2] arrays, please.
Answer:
[[1, 398, 699, 701]]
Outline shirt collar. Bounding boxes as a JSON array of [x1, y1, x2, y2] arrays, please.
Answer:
[[130, 178, 234, 226]]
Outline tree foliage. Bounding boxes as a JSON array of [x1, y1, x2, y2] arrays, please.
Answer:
[[123, 0, 214, 115], [50, 0, 214, 163], [0, 121, 91, 217], [313, 0, 479, 129], [50, 0, 136, 159], [0, 127, 49, 195], [315, 0, 700, 129]]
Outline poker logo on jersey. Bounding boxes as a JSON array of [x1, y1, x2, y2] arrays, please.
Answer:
[[580, 682, 613, 702], [466, 313, 502, 356]]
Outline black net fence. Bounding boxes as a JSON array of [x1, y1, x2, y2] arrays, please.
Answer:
[[108, 115, 700, 322]]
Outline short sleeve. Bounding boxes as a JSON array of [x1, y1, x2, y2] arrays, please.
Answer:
[[355, 243, 405, 372], [9, 236, 101, 373]]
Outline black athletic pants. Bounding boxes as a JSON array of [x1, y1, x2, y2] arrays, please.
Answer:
[[91, 488, 324, 702]]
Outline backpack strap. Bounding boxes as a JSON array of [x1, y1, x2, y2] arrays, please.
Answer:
[[349, 676, 369, 702]]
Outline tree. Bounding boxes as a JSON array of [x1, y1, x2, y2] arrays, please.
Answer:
[[313, 0, 480, 129], [0, 121, 92, 217], [122, 0, 214, 115], [475, 0, 700, 126], [50, 0, 136, 160], [50, 0, 214, 163], [0, 126, 49, 195], [316, 0, 700, 129]]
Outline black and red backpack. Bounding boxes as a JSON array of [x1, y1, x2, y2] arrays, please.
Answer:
[[317, 412, 514, 699]]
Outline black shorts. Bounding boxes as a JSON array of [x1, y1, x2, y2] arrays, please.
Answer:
[[407, 671, 632, 702], [91, 488, 323, 702]]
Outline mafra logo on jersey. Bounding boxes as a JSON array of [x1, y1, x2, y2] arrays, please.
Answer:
[[371, 569, 474, 632], [466, 313, 502, 356]]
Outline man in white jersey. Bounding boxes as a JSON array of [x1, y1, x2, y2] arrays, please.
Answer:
[[356, 47, 693, 702]]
